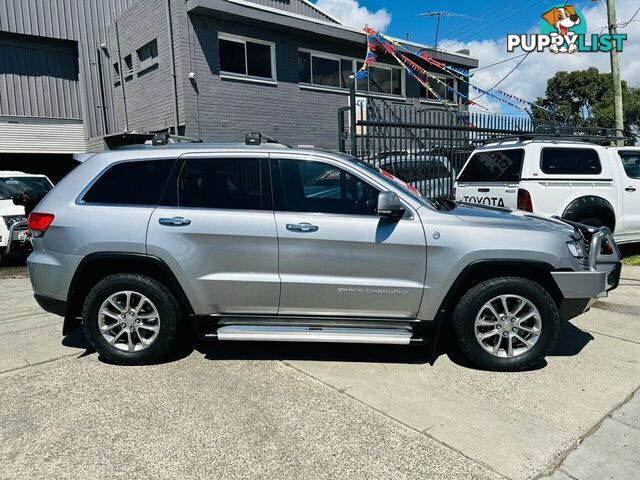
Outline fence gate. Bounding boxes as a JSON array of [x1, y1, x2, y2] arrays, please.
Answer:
[[338, 97, 534, 199]]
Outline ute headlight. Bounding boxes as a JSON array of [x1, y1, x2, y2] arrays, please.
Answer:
[[567, 240, 587, 259]]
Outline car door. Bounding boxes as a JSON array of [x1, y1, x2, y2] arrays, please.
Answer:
[[618, 150, 640, 233], [146, 153, 280, 315], [271, 154, 427, 319]]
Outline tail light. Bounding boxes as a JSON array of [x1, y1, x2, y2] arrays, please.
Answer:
[[28, 212, 55, 237], [517, 188, 533, 212], [601, 238, 614, 255]]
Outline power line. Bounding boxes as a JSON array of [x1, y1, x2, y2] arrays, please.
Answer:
[[474, 53, 528, 72], [472, 52, 531, 100]]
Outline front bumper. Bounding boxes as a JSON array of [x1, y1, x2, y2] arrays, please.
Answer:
[[551, 226, 621, 321]]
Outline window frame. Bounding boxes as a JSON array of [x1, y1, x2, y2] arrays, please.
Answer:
[[298, 48, 405, 99], [218, 32, 277, 85], [77, 158, 177, 207], [271, 157, 384, 217], [539, 147, 603, 176], [419, 72, 459, 105]]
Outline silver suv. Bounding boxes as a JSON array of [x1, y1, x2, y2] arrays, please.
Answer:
[[27, 135, 622, 371]]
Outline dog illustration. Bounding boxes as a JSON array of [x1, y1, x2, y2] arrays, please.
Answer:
[[542, 5, 581, 53]]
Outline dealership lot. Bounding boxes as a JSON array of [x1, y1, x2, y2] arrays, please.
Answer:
[[1, 265, 639, 480]]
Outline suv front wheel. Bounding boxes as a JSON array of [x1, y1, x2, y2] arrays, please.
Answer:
[[82, 274, 180, 365], [452, 277, 559, 371]]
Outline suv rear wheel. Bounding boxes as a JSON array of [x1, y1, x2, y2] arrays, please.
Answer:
[[82, 274, 180, 365], [452, 277, 559, 371]]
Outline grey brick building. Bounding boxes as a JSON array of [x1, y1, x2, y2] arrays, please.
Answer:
[[0, 0, 478, 176]]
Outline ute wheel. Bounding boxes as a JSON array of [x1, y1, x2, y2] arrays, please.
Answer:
[[452, 277, 559, 371], [82, 274, 180, 365]]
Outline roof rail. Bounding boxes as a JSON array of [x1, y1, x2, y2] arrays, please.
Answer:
[[480, 125, 627, 146], [151, 133, 203, 146]]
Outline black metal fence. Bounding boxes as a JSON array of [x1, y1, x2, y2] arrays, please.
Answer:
[[338, 97, 535, 198]]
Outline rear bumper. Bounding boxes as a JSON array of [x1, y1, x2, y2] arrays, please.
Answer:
[[34, 294, 67, 317]]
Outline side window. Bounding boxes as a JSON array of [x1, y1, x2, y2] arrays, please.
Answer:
[[82, 159, 174, 205], [275, 159, 379, 215], [541, 148, 602, 175], [619, 152, 640, 179], [177, 158, 266, 210]]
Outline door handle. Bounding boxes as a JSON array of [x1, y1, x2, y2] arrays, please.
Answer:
[[286, 222, 319, 233], [625, 187, 637, 192], [159, 217, 191, 227]]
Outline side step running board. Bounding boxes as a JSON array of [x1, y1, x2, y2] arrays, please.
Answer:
[[216, 325, 413, 345]]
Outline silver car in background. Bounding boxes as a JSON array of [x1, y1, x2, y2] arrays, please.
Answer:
[[27, 134, 621, 371]]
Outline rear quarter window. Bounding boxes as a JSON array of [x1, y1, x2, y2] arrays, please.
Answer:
[[82, 159, 174, 205], [457, 149, 524, 182], [540, 148, 602, 175]]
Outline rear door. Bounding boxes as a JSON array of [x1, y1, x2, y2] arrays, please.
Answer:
[[618, 150, 640, 233], [455, 148, 525, 208], [271, 155, 427, 319], [146, 153, 280, 315]]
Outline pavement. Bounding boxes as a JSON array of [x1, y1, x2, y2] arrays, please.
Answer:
[[0, 265, 639, 480]]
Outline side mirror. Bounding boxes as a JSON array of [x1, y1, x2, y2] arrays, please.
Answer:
[[376, 191, 405, 219]]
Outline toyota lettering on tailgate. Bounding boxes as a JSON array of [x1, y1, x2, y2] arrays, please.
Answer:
[[463, 196, 506, 207]]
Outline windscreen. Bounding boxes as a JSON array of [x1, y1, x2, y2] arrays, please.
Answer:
[[0, 177, 52, 200], [457, 149, 524, 182]]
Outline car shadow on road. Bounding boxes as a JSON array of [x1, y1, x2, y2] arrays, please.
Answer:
[[64, 319, 594, 370]]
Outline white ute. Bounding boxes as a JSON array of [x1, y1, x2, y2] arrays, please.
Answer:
[[455, 133, 640, 244], [0, 171, 54, 263]]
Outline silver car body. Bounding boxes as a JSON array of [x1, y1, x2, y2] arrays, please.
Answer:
[[28, 144, 620, 338]]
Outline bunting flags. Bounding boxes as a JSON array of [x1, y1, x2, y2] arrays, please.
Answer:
[[361, 26, 547, 116]]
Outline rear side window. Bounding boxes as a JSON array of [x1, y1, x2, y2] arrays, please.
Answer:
[[82, 159, 174, 205], [177, 158, 267, 210], [619, 152, 640, 179], [457, 149, 524, 182], [541, 148, 602, 175]]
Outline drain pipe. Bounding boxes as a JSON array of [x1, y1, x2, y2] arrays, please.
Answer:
[[165, 0, 180, 135], [114, 18, 129, 132]]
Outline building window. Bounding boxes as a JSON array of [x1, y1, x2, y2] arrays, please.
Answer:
[[299, 50, 401, 96], [355, 62, 402, 96], [112, 62, 120, 84], [218, 33, 275, 82], [298, 51, 353, 89], [123, 54, 133, 79], [137, 39, 158, 73], [419, 75, 457, 103]]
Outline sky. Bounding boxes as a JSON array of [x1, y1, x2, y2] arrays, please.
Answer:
[[313, 0, 640, 113]]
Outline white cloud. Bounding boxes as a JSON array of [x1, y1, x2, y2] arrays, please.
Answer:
[[313, 0, 391, 32], [439, 0, 640, 113]]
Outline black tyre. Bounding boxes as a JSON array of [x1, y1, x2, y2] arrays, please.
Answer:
[[452, 277, 559, 371], [82, 274, 180, 365]]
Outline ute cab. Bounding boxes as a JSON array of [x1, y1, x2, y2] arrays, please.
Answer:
[[454, 130, 640, 244]]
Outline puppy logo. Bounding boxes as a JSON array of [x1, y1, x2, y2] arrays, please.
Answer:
[[507, 4, 626, 54], [540, 4, 586, 53]]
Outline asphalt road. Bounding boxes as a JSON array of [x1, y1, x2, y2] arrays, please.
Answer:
[[1, 265, 639, 480]]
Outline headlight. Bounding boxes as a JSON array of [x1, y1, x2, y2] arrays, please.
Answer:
[[3, 215, 27, 228], [567, 240, 587, 259]]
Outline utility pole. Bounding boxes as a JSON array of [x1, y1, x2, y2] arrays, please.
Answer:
[[607, 0, 624, 145]]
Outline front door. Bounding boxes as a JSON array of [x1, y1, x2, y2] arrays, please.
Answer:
[[272, 156, 427, 319], [619, 151, 640, 234], [146, 154, 280, 315]]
